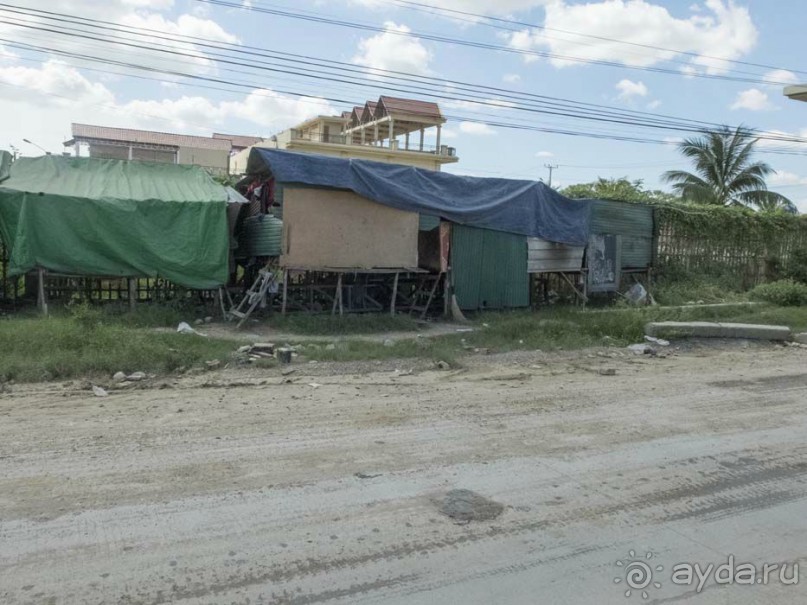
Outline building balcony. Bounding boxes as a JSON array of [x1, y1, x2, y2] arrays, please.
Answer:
[[288, 129, 458, 159]]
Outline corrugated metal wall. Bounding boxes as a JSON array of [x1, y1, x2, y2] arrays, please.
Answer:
[[589, 200, 655, 269], [451, 225, 529, 310], [527, 238, 584, 273]]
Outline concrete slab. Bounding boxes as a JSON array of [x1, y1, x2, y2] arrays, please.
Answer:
[[794, 332, 807, 345], [645, 321, 792, 341]]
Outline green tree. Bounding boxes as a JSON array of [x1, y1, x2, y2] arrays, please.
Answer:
[[662, 125, 796, 213], [561, 177, 677, 203]]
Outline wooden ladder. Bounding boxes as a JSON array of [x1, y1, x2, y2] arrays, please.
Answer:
[[229, 269, 277, 329]]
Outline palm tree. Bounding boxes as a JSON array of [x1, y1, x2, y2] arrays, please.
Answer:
[[662, 126, 796, 213]]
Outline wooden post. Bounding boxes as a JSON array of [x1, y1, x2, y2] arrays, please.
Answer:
[[281, 270, 288, 315], [405, 131, 410, 150], [331, 274, 343, 316], [388, 118, 394, 148], [338, 274, 344, 316], [436, 124, 442, 152], [390, 272, 399, 316], [419, 128, 424, 151], [128, 278, 137, 312], [37, 268, 48, 315]]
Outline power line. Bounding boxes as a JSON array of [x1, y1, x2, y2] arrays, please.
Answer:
[[3, 5, 807, 157], [193, 0, 801, 87], [384, 0, 807, 79], [5, 4, 807, 150]]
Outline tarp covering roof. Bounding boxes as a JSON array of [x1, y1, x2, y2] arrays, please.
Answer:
[[0, 154, 231, 288], [247, 148, 591, 246]]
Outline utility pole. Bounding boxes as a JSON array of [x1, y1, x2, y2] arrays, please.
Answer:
[[544, 163, 558, 188]]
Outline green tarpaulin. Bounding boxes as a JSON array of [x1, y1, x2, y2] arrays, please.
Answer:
[[0, 153, 230, 289]]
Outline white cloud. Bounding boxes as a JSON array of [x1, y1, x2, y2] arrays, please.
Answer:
[[769, 171, 807, 186], [459, 121, 497, 135], [536, 150, 554, 157], [646, 99, 662, 109], [503, 73, 522, 83], [730, 88, 775, 111], [0, 0, 239, 77], [508, 0, 757, 73], [615, 79, 648, 100], [0, 59, 333, 153], [763, 69, 799, 88], [353, 22, 432, 75]]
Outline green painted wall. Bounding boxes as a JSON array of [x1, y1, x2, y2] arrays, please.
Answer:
[[590, 200, 655, 269], [451, 225, 529, 310]]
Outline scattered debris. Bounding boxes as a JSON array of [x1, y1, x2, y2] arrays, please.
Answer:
[[354, 472, 382, 480], [625, 283, 648, 306], [194, 318, 204, 326], [438, 489, 504, 525], [644, 335, 670, 347], [435, 360, 451, 370], [308, 382, 322, 389], [91, 385, 108, 398], [251, 343, 275, 354], [383, 339, 394, 347], [325, 343, 336, 351], [205, 360, 221, 371], [794, 333, 807, 345], [277, 348, 293, 364], [177, 322, 205, 336], [627, 344, 656, 356], [112, 371, 127, 383], [281, 367, 296, 376], [204, 316, 213, 323], [127, 372, 146, 382], [598, 368, 617, 376]]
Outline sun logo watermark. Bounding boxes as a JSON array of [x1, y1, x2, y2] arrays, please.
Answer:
[[614, 550, 664, 599]]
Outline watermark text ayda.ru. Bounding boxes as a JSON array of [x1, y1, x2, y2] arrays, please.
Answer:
[[614, 550, 798, 599], [672, 555, 798, 593]]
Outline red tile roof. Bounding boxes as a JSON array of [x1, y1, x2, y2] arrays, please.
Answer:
[[71, 124, 232, 151], [378, 96, 443, 120]]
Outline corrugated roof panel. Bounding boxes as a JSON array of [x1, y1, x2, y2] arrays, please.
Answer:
[[590, 200, 655, 269], [71, 123, 232, 151]]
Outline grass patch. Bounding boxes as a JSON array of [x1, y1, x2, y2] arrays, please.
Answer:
[[265, 313, 420, 335], [3, 302, 806, 383], [302, 304, 807, 364], [0, 315, 235, 383]]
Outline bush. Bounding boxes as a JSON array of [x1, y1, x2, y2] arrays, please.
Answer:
[[750, 280, 807, 307], [784, 248, 807, 284]]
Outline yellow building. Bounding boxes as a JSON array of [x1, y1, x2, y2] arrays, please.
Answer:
[[230, 96, 458, 174]]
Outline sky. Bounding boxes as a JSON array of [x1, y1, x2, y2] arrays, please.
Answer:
[[3, 0, 807, 210]]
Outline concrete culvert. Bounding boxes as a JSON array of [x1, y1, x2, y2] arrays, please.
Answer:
[[439, 489, 504, 524]]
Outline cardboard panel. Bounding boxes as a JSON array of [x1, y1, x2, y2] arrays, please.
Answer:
[[281, 187, 419, 269]]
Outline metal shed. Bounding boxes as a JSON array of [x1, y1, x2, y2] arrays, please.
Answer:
[[589, 200, 655, 270], [451, 225, 529, 310]]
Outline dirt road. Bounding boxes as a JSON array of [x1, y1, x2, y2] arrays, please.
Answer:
[[1, 344, 806, 604]]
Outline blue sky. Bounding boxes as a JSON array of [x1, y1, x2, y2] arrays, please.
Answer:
[[3, 0, 807, 209]]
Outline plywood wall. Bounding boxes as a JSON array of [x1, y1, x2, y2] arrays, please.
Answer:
[[281, 187, 419, 269]]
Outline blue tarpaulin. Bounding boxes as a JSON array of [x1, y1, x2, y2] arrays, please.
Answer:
[[247, 148, 591, 246]]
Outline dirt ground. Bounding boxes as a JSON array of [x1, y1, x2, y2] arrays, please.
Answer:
[[1, 342, 807, 604]]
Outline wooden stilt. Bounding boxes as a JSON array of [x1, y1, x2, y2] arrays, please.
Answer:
[[128, 278, 137, 312], [338, 274, 344, 316], [390, 272, 399, 316], [331, 274, 342, 316], [37, 268, 48, 315], [281, 270, 288, 315]]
